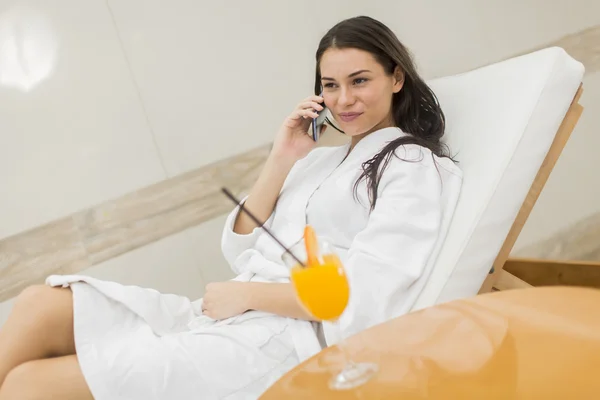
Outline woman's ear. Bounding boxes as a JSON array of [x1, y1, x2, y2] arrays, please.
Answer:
[[392, 66, 404, 93]]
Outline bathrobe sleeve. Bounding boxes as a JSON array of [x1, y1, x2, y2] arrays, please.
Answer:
[[220, 151, 315, 268], [220, 195, 276, 268], [323, 155, 449, 343]]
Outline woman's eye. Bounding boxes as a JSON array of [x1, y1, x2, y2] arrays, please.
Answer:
[[323, 83, 336, 88], [353, 78, 368, 85]]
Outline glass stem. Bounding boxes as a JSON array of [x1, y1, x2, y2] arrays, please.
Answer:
[[335, 320, 356, 368]]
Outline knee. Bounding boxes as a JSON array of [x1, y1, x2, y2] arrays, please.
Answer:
[[14, 284, 71, 317], [15, 285, 51, 309], [0, 363, 38, 399]]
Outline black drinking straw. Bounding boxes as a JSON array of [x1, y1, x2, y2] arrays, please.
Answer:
[[221, 187, 306, 267]]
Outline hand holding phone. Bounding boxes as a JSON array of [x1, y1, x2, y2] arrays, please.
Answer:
[[272, 94, 330, 163]]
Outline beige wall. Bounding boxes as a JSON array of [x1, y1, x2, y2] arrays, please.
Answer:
[[1, 0, 598, 321]]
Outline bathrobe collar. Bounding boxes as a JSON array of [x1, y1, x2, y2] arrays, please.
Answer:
[[341, 126, 408, 164]]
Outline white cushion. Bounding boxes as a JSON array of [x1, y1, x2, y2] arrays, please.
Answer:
[[412, 47, 585, 310]]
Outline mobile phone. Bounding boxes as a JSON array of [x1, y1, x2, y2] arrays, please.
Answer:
[[311, 93, 327, 141], [312, 108, 328, 141]]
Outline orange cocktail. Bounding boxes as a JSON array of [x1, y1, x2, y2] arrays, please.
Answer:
[[290, 253, 350, 321], [283, 226, 378, 390]]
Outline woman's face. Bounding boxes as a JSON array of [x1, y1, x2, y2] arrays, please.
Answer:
[[319, 48, 404, 139]]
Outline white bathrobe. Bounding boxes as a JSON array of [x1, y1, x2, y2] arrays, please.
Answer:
[[46, 126, 462, 399]]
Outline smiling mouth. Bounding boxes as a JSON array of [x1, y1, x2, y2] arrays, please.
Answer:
[[338, 112, 363, 122]]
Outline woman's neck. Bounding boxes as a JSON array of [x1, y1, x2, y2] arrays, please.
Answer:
[[349, 115, 395, 151]]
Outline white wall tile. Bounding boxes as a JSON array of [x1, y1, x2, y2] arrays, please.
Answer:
[[465, 0, 600, 67], [106, 0, 360, 177], [0, 0, 166, 240]]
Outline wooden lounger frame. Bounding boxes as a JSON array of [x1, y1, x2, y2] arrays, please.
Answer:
[[479, 85, 588, 293]]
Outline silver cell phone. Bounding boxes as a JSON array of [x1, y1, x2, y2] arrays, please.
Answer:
[[311, 92, 327, 141], [312, 107, 328, 141]]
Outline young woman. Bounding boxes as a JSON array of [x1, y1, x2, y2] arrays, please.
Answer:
[[0, 15, 461, 399]]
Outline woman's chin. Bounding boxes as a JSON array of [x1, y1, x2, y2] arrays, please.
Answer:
[[339, 124, 364, 137]]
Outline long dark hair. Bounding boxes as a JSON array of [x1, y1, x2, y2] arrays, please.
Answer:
[[314, 16, 454, 210]]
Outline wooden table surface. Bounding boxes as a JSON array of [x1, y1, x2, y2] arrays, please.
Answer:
[[260, 286, 600, 399]]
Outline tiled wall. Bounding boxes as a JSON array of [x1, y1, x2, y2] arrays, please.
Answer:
[[1, 0, 599, 325], [0, 1, 167, 240]]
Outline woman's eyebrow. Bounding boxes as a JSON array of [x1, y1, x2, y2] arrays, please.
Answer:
[[321, 69, 372, 81]]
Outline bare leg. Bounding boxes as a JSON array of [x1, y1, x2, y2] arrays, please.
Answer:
[[0, 285, 75, 387], [0, 355, 93, 400]]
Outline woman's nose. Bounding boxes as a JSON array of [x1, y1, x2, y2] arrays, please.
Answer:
[[338, 87, 356, 107]]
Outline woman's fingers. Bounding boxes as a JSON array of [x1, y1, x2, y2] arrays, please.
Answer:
[[291, 108, 319, 120], [302, 108, 320, 119], [297, 99, 323, 119], [298, 101, 324, 112], [286, 95, 325, 123], [300, 95, 323, 104]]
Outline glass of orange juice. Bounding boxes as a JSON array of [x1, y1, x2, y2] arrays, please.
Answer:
[[282, 230, 379, 390]]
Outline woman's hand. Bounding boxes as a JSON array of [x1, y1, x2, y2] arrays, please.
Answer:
[[203, 282, 316, 321], [202, 281, 252, 320], [232, 95, 328, 235], [271, 95, 328, 162]]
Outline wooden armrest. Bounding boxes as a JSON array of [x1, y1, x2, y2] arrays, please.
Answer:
[[504, 257, 600, 288], [494, 269, 533, 291]]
